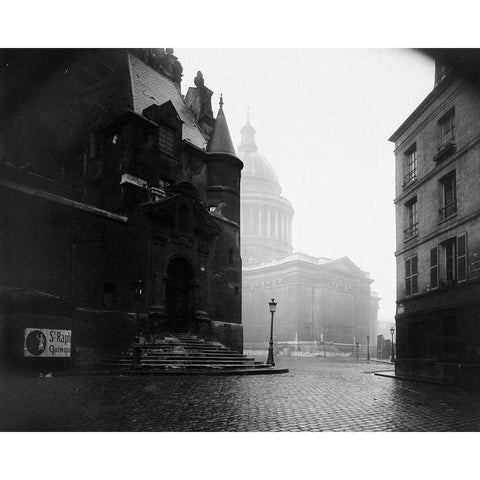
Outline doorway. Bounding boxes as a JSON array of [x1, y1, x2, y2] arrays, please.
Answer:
[[165, 257, 196, 332]]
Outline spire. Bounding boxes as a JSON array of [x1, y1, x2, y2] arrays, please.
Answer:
[[238, 111, 257, 153], [206, 95, 236, 155]]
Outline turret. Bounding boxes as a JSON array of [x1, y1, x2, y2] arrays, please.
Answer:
[[205, 95, 243, 225]]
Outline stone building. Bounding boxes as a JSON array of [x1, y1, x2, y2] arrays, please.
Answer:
[[0, 49, 243, 371], [390, 52, 480, 385], [239, 119, 379, 346]]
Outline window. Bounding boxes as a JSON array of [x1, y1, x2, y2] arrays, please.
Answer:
[[208, 205, 217, 213], [403, 145, 417, 187], [457, 234, 467, 282], [430, 246, 438, 289], [439, 109, 455, 146], [158, 124, 175, 154], [439, 171, 457, 221], [445, 240, 456, 282], [103, 284, 115, 310], [404, 198, 418, 239], [440, 235, 467, 285], [405, 255, 418, 296]]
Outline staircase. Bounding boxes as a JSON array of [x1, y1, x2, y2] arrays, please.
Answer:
[[97, 333, 288, 375]]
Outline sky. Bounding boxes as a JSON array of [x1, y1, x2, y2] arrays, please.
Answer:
[[177, 48, 435, 321]]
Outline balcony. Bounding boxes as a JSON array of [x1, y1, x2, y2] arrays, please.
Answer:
[[439, 202, 457, 221], [404, 222, 418, 240], [403, 169, 417, 189], [433, 138, 456, 163]]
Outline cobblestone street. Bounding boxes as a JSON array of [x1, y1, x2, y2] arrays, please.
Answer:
[[1, 357, 480, 432]]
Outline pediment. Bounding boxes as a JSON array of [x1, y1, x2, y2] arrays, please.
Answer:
[[326, 256, 365, 276]]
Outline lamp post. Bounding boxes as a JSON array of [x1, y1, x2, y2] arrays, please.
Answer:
[[390, 326, 395, 363], [135, 279, 143, 332], [356, 342, 359, 361], [266, 298, 277, 366], [367, 335, 370, 362], [132, 279, 143, 369]]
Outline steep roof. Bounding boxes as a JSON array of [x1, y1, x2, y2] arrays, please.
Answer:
[[207, 99, 236, 155], [127, 52, 207, 149]]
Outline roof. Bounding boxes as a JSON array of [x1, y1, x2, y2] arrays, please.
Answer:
[[243, 253, 372, 280], [127, 52, 207, 149], [388, 81, 448, 143], [206, 103, 236, 155]]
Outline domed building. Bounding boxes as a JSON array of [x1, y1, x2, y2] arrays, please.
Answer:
[[239, 119, 293, 264], [238, 118, 380, 349]]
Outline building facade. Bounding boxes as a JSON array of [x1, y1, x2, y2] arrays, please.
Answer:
[[0, 49, 243, 371], [239, 119, 379, 347], [390, 55, 480, 385]]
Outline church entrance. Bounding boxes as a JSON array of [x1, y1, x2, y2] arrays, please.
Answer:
[[165, 258, 196, 332]]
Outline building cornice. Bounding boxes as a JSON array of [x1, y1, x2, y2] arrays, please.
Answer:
[[389, 76, 457, 144], [392, 82, 465, 153], [0, 179, 128, 223]]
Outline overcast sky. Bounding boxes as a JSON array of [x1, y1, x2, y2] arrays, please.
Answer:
[[176, 48, 434, 321]]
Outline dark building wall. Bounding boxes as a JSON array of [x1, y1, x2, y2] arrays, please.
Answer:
[[0, 49, 243, 370], [391, 59, 480, 385]]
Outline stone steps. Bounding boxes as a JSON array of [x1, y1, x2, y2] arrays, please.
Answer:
[[113, 352, 250, 359], [97, 332, 273, 373]]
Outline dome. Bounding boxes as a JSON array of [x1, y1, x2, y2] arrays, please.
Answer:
[[237, 119, 281, 196], [239, 118, 294, 265], [240, 151, 279, 185]]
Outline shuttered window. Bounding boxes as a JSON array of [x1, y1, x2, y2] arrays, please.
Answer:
[[405, 255, 418, 296], [430, 247, 438, 289], [457, 234, 467, 282]]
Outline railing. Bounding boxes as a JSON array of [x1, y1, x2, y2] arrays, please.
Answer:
[[403, 222, 418, 239], [403, 169, 417, 188], [433, 138, 456, 163], [439, 202, 457, 221]]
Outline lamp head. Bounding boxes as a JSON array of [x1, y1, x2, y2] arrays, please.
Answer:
[[269, 298, 277, 313]]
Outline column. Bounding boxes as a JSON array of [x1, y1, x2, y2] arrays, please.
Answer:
[[267, 209, 271, 238]]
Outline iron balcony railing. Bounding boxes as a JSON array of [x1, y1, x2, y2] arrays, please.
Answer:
[[433, 137, 456, 163], [403, 169, 417, 188], [404, 222, 418, 239], [439, 202, 457, 221]]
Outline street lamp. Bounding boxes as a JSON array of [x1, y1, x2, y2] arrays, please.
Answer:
[[390, 326, 395, 363], [132, 279, 143, 368], [367, 335, 370, 362], [266, 298, 277, 366]]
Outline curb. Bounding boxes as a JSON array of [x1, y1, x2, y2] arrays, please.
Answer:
[[0, 367, 290, 377]]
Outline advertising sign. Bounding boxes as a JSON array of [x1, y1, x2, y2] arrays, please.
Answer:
[[24, 328, 72, 357]]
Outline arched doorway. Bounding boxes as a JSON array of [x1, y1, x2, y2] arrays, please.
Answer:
[[165, 257, 196, 332]]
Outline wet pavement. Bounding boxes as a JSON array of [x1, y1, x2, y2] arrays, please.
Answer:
[[1, 356, 479, 431]]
